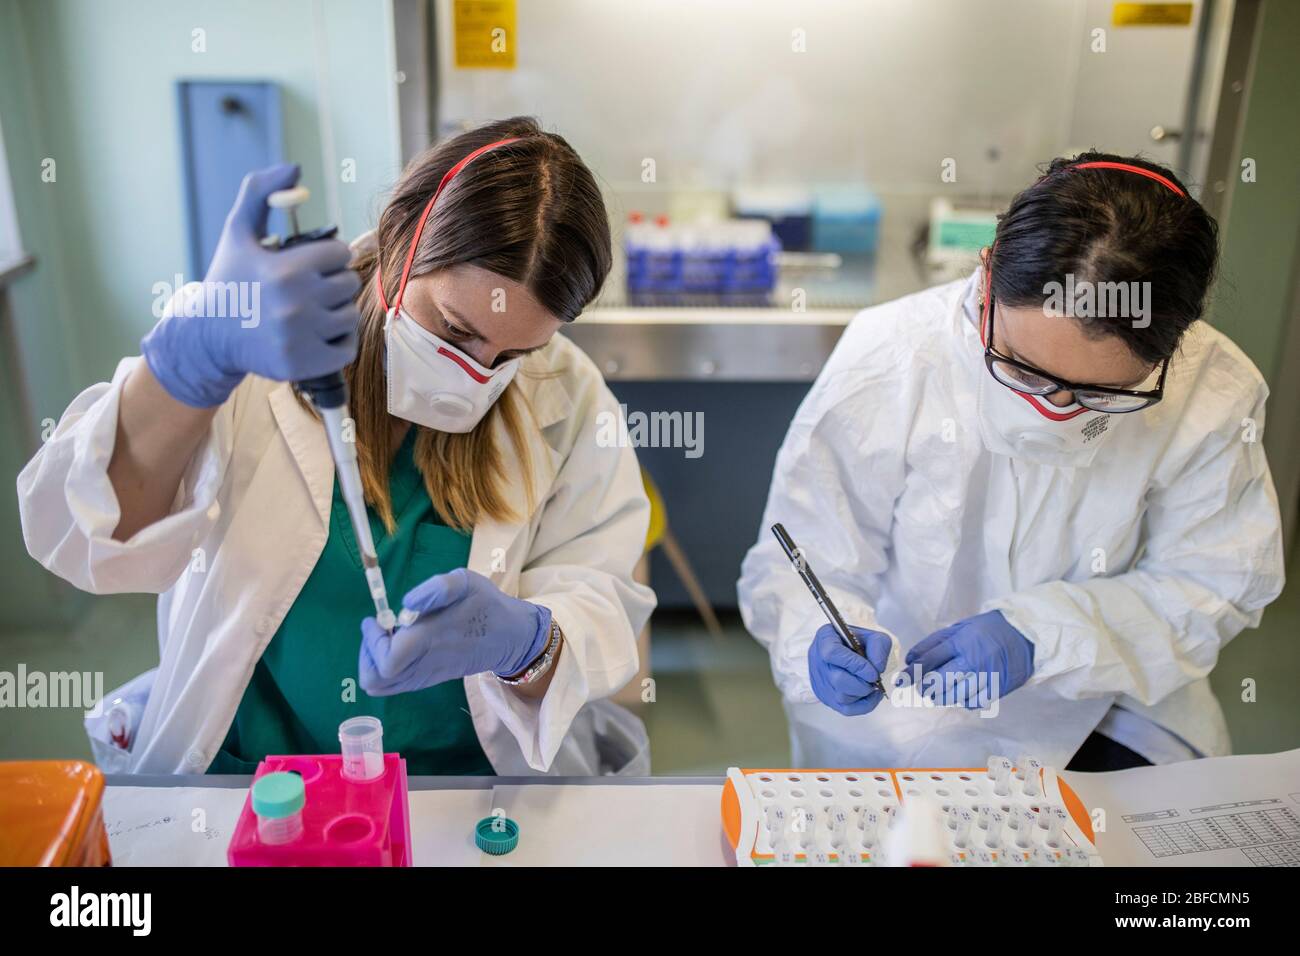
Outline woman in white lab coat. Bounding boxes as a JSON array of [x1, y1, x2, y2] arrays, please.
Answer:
[[19, 117, 655, 776], [739, 154, 1284, 771]]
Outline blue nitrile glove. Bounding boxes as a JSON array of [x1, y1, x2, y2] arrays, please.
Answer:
[[902, 610, 1034, 708], [141, 164, 361, 407], [358, 569, 553, 695], [807, 624, 893, 716]]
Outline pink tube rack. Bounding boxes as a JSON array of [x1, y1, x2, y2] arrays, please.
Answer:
[[227, 753, 412, 867]]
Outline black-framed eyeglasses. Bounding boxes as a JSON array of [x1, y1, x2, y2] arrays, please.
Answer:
[[983, 291, 1168, 414]]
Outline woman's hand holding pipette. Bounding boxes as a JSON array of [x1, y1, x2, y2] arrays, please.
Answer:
[[141, 164, 361, 408], [358, 569, 553, 694]]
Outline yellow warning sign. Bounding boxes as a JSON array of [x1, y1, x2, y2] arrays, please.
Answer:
[[454, 0, 516, 69], [1112, 3, 1194, 26]]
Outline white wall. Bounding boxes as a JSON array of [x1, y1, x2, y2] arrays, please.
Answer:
[[0, 0, 403, 627], [9, 0, 402, 385], [1068, 0, 1203, 181], [434, 0, 1204, 200]]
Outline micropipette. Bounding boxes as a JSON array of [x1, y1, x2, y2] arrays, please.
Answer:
[[267, 186, 397, 631]]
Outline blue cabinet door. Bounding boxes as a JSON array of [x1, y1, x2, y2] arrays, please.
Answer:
[[176, 81, 283, 277]]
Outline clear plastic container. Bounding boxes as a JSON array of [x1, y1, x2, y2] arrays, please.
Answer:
[[251, 771, 305, 845], [258, 811, 304, 845], [339, 716, 385, 782]]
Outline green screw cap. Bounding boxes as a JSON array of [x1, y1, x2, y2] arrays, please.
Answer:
[[251, 771, 306, 820], [475, 815, 519, 855]]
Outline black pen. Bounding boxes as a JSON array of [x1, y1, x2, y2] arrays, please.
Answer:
[[771, 523, 887, 694]]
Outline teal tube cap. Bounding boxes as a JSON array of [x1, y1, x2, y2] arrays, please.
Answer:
[[475, 815, 520, 855], [252, 771, 306, 819]]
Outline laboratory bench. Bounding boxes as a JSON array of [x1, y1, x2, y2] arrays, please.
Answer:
[[103, 773, 732, 867], [100, 748, 1300, 867]]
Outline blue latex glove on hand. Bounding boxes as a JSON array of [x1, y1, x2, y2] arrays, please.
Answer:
[[358, 569, 552, 696], [141, 163, 361, 408], [902, 610, 1034, 708], [808, 624, 893, 716]]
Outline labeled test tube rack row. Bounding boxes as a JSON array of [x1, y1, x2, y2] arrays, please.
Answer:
[[721, 756, 1102, 867]]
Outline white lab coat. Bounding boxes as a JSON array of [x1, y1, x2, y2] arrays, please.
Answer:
[[18, 332, 656, 776], [738, 269, 1284, 769]]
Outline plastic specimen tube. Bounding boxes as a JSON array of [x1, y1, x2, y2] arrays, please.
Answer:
[[988, 755, 1014, 796], [252, 772, 305, 845], [339, 716, 385, 781]]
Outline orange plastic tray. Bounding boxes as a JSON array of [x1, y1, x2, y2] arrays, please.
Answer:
[[0, 760, 112, 866]]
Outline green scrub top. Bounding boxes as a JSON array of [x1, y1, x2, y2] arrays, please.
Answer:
[[208, 428, 494, 776]]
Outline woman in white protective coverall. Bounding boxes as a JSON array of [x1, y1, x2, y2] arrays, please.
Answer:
[[19, 118, 655, 776], [739, 153, 1285, 771]]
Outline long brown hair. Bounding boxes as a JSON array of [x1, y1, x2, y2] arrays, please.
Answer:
[[345, 117, 612, 533]]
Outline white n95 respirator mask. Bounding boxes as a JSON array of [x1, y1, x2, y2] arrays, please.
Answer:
[[975, 369, 1114, 469], [384, 307, 520, 434], [371, 136, 531, 432]]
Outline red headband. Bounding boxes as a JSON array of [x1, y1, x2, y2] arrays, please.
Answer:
[[987, 159, 1190, 334], [376, 136, 524, 312], [1067, 160, 1187, 197]]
